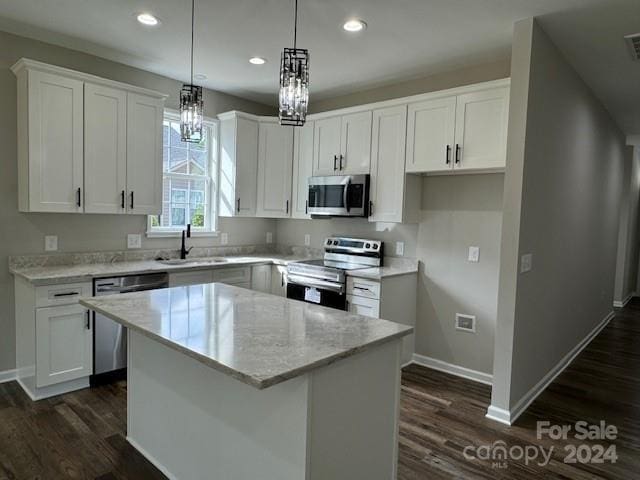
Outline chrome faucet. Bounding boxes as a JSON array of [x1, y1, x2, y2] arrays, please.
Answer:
[[180, 224, 193, 259]]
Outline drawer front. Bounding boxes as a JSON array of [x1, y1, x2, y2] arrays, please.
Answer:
[[169, 271, 214, 287], [347, 294, 380, 318], [346, 277, 380, 300], [36, 282, 93, 308], [213, 267, 251, 285]]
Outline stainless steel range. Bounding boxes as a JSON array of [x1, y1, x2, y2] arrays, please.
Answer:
[[287, 237, 383, 310]]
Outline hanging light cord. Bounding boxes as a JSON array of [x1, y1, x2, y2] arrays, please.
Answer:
[[293, 0, 298, 49], [190, 0, 195, 85]]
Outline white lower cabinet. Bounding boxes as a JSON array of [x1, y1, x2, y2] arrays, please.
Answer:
[[271, 265, 288, 297], [35, 304, 92, 388], [169, 270, 213, 287], [251, 265, 272, 293]]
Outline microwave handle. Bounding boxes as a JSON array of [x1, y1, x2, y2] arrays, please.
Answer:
[[344, 179, 351, 213]]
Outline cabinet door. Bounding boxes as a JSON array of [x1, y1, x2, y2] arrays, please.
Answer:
[[347, 295, 380, 318], [235, 117, 259, 216], [84, 83, 127, 213], [169, 270, 214, 287], [313, 116, 341, 175], [27, 70, 84, 213], [126, 93, 164, 214], [339, 111, 372, 174], [256, 122, 293, 218], [454, 87, 509, 171], [251, 265, 272, 293], [369, 105, 408, 223], [271, 265, 288, 297], [406, 97, 456, 173], [36, 304, 92, 387], [291, 122, 314, 219]]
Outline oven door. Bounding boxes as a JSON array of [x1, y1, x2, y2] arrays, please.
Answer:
[[308, 175, 368, 217], [286, 275, 347, 310]]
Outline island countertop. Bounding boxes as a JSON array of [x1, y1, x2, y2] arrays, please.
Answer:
[[80, 283, 412, 389]]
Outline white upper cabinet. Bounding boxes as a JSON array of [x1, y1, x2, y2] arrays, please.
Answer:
[[218, 112, 259, 217], [256, 120, 294, 218], [406, 97, 456, 173], [17, 69, 84, 213], [84, 83, 127, 214], [313, 111, 372, 176], [126, 93, 164, 215], [369, 105, 408, 223], [291, 121, 314, 219], [313, 116, 342, 175], [12, 59, 167, 215], [453, 87, 509, 171], [339, 111, 372, 174]]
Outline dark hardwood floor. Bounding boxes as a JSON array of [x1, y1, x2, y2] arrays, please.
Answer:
[[1, 300, 639, 479]]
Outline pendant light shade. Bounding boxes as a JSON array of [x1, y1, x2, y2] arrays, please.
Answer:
[[279, 0, 309, 126], [180, 0, 203, 142]]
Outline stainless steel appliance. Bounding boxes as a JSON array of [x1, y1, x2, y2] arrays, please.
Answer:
[[287, 237, 383, 309], [308, 174, 369, 217], [92, 272, 168, 383]]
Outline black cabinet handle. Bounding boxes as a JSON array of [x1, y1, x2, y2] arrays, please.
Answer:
[[237, 198, 241, 213], [86, 310, 91, 330], [130, 191, 134, 209], [446, 145, 451, 164], [53, 292, 79, 297], [333, 155, 338, 171], [76, 187, 81, 207], [305, 200, 308, 215], [121, 190, 125, 209], [339, 154, 344, 170], [369, 200, 373, 216], [455, 144, 461, 164], [285, 200, 289, 214], [281, 272, 284, 287]]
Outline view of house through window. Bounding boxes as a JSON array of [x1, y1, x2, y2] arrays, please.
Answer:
[[148, 114, 217, 234]]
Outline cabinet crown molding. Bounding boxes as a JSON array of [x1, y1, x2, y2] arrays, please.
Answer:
[[11, 58, 168, 100]]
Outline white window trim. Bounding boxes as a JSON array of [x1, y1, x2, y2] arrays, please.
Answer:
[[147, 109, 220, 238]]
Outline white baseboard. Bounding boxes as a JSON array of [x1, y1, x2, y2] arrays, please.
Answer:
[[411, 353, 493, 385], [613, 292, 635, 308], [0, 369, 17, 384], [486, 310, 615, 426]]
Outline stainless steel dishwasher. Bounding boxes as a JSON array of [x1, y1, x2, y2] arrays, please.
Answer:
[[92, 272, 168, 384]]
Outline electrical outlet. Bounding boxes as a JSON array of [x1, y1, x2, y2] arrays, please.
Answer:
[[304, 234, 311, 246], [266, 232, 273, 244], [221, 232, 228, 245], [520, 253, 533, 273], [455, 313, 476, 333], [44, 235, 58, 252], [468, 246, 480, 263], [127, 234, 141, 249], [395, 241, 405, 256]]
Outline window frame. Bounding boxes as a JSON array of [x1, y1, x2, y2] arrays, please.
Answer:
[[147, 109, 220, 238]]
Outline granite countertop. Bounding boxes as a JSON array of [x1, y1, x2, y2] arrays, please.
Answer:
[[10, 253, 418, 285], [9, 254, 305, 286], [79, 283, 412, 389]]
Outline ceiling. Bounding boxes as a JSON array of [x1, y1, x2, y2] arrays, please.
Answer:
[[0, 0, 638, 133]]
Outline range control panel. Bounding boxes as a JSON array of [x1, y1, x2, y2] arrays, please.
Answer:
[[324, 237, 383, 254]]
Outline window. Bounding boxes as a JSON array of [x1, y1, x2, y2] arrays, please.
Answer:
[[148, 112, 218, 236]]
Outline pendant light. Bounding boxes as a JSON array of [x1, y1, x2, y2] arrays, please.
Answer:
[[279, 0, 309, 126], [180, 0, 203, 142]]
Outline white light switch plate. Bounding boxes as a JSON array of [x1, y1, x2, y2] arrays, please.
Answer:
[[468, 246, 480, 263], [44, 235, 58, 252], [521, 253, 533, 273], [266, 232, 273, 244], [221, 232, 228, 245], [304, 234, 311, 246], [395, 241, 405, 256], [127, 234, 141, 249]]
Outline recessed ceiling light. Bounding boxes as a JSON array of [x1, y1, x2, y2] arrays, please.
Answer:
[[136, 13, 160, 26], [343, 19, 366, 32], [249, 57, 267, 65], [194, 73, 207, 81]]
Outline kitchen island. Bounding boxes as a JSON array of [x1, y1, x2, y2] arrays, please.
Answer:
[[80, 283, 412, 480]]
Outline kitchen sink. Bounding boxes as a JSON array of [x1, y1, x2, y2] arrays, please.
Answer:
[[156, 257, 229, 266], [157, 259, 197, 266]]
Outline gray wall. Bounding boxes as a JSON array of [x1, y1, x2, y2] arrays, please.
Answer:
[[614, 146, 640, 304], [0, 30, 276, 372], [491, 18, 626, 412]]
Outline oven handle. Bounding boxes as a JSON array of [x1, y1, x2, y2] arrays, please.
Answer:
[[287, 274, 345, 294]]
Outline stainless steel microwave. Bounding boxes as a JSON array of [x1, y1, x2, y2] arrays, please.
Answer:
[[308, 175, 369, 217]]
